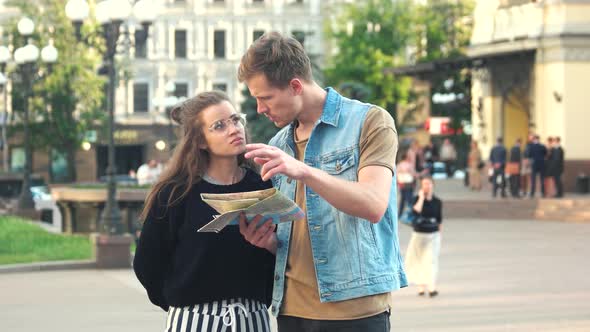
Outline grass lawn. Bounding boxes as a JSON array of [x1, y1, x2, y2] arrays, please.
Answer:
[[0, 216, 93, 265]]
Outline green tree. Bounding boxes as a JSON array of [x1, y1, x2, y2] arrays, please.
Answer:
[[411, 0, 475, 166], [6, 0, 105, 182], [324, 0, 414, 119]]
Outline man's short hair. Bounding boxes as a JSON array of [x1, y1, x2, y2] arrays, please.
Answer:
[[238, 31, 313, 88]]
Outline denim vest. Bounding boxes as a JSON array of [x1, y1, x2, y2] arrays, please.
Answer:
[[268, 88, 407, 316]]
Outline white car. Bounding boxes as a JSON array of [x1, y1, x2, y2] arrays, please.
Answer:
[[431, 161, 465, 180], [31, 185, 63, 233]]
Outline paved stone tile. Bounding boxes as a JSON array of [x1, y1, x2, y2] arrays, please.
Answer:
[[0, 218, 588, 331]]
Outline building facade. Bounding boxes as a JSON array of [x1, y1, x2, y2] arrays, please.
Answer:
[[469, 0, 590, 191], [1, 0, 328, 183]]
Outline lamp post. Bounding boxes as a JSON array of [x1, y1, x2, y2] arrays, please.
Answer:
[[163, 80, 179, 149], [0, 46, 9, 172], [65, 0, 155, 236], [11, 17, 58, 211]]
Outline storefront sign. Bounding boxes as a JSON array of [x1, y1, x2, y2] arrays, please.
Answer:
[[114, 130, 140, 143]]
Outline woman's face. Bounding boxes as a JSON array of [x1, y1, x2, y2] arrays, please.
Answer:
[[199, 101, 247, 158], [421, 178, 434, 195]]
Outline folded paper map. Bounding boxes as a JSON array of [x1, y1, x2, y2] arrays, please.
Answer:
[[198, 188, 304, 233]]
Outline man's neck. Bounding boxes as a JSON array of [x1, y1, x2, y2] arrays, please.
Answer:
[[295, 83, 327, 140]]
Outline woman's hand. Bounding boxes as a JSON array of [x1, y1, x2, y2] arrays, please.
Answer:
[[418, 189, 425, 201], [238, 214, 277, 255]]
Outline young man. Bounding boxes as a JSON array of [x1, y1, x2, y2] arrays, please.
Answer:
[[489, 137, 507, 198], [237, 32, 406, 331]]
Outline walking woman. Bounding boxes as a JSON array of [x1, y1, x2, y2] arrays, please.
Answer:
[[133, 91, 274, 332], [404, 176, 443, 297], [467, 140, 482, 190], [397, 151, 417, 216]]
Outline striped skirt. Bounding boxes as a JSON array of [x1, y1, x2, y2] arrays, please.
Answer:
[[165, 298, 271, 332]]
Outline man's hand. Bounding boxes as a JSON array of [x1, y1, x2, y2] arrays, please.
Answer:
[[238, 213, 277, 255], [245, 144, 309, 182]]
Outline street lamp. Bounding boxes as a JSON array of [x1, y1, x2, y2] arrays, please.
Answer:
[[164, 80, 179, 149], [12, 17, 58, 211], [65, 0, 155, 235], [0, 46, 10, 173]]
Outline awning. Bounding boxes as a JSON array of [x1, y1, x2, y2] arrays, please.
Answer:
[[385, 50, 535, 77]]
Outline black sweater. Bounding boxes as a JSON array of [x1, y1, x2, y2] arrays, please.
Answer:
[[133, 169, 275, 311], [412, 195, 443, 233]]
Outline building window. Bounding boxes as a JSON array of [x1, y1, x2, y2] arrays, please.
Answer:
[[213, 0, 225, 3], [213, 83, 227, 92], [174, 83, 189, 98], [253, 30, 265, 42], [292, 30, 306, 47], [174, 29, 187, 59], [252, 0, 264, 3], [214, 30, 226, 59], [134, 30, 147, 58], [133, 83, 149, 113], [51, 150, 68, 183], [10, 147, 24, 172]]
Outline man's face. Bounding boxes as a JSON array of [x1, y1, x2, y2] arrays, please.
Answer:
[[246, 74, 302, 128]]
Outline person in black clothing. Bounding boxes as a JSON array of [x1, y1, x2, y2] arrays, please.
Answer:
[[508, 138, 523, 197], [489, 137, 507, 198], [525, 135, 548, 198], [404, 177, 443, 298], [423, 139, 439, 176], [133, 91, 274, 332], [552, 137, 565, 197]]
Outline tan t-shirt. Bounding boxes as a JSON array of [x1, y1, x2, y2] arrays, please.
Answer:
[[281, 107, 398, 320]]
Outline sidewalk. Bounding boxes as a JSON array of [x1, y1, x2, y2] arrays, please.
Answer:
[[1, 218, 589, 331], [432, 179, 590, 222]]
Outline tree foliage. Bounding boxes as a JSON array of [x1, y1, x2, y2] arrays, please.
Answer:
[[6, 0, 105, 182], [324, 0, 414, 117]]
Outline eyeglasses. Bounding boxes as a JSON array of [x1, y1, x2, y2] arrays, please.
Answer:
[[207, 113, 246, 134]]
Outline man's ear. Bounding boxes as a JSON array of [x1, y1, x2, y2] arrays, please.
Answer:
[[289, 78, 304, 95]]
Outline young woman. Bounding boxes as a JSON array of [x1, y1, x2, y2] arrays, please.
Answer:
[[404, 176, 443, 298], [133, 91, 275, 332], [467, 140, 482, 191], [397, 151, 417, 217]]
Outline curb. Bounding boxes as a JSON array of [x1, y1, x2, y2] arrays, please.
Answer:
[[0, 259, 98, 274]]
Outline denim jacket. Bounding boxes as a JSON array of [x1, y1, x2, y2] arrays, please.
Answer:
[[268, 88, 407, 316]]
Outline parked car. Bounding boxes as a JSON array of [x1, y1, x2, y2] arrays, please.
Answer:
[[431, 161, 465, 180], [0, 173, 62, 232]]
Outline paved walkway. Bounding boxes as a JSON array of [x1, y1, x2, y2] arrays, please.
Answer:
[[1, 218, 589, 331]]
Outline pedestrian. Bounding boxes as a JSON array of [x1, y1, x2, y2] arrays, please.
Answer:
[[397, 150, 417, 216], [411, 140, 425, 175], [552, 136, 565, 197], [467, 140, 482, 190], [133, 91, 275, 332], [423, 139, 439, 176], [507, 138, 523, 198], [440, 138, 457, 178], [520, 134, 534, 196], [136, 159, 162, 186], [404, 176, 443, 298], [237, 31, 406, 331], [525, 135, 547, 198], [545, 137, 556, 197], [489, 137, 507, 198]]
